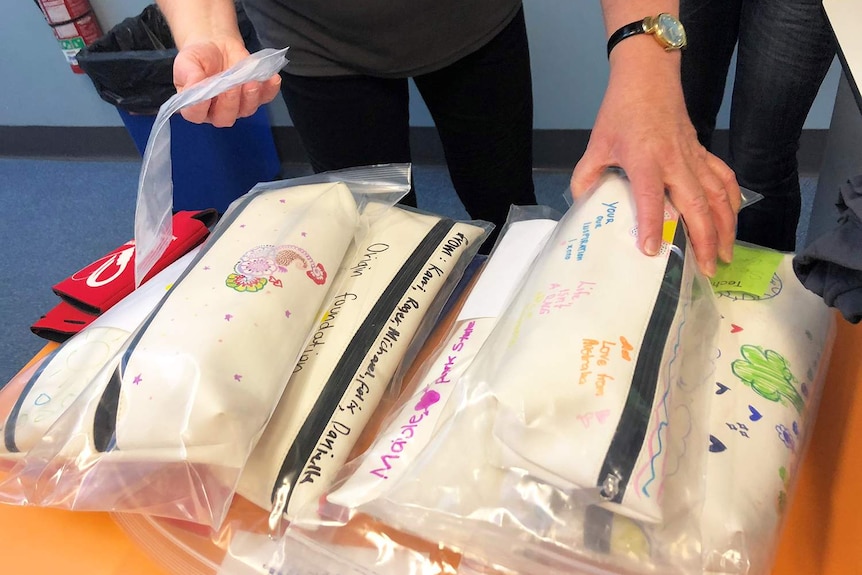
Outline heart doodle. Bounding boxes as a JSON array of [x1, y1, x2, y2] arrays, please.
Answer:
[[709, 435, 727, 453], [34, 393, 51, 406], [730, 324, 743, 334], [748, 405, 762, 422], [415, 388, 441, 413], [715, 382, 730, 395]]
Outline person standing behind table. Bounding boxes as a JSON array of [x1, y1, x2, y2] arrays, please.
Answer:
[[155, 0, 741, 275], [679, 0, 837, 252]]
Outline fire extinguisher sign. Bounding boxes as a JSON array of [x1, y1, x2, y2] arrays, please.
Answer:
[[59, 37, 86, 60], [35, 0, 103, 74]]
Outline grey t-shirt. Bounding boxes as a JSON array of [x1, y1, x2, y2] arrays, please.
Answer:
[[240, 0, 523, 77]]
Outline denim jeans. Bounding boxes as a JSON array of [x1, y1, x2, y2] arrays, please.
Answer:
[[680, 0, 836, 252], [279, 7, 536, 251]]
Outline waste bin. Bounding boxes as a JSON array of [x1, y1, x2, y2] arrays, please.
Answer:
[[76, 3, 281, 213]]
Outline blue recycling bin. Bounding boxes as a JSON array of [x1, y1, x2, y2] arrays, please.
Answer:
[[118, 107, 282, 213], [76, 3, 282, 213]]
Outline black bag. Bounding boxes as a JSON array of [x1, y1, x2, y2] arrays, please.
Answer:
[[76, 3, 261, 115]]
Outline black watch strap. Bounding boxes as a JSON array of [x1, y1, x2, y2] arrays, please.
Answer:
[[606, 19, 647, 58]]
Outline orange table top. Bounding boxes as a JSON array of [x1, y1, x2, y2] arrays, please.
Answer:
[[2, 314, 862, 574], [0, 344, 169, 575], [772, 313, 862, 574], [0, 505, 170, 575]]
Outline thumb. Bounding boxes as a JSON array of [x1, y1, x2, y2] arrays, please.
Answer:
[[570, 146, 611, 201], [172, 44, 222, 124], [173, 46, 216, 92]]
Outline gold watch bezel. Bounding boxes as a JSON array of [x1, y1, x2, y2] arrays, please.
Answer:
[[642, 13, 688, 51]]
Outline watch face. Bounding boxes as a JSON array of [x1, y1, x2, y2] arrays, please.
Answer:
[[656, 13, 687, 49]]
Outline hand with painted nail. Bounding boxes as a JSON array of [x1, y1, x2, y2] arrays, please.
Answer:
[[570, 39, 740, 277]]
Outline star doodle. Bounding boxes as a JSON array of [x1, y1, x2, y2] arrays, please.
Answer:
[[225, 314, 233, 321], [234, 374, 243, 382]]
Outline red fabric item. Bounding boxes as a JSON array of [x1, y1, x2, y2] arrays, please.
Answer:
[[30, 300, 99, 343], [52, 210, 218, 315]]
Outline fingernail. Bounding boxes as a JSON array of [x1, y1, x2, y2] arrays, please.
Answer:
[[643, 237, 660, 256], [701, 258, 716, 277], [719, 245, 734, 263]]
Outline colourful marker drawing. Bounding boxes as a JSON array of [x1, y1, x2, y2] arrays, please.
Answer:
[[226, 273, 267, 292], [414, 388, 441, 414], [748, 405, 762, 421], [709, 435, 727, 453], [34, 393, 51, 406], [227, 244, 327, 293], [576, 409, 611, 429], [731, 345, 804, 414], [726, 422, 749, 438], [634, 300, 688, 497], [776, 424, 796, 451]]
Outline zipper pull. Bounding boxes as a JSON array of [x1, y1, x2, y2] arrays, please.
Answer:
[[599, 472, 621, 501], [268, 482, 290, 532]]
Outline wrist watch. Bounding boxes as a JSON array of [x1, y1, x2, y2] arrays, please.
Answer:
[[606, 13, 687, 58]]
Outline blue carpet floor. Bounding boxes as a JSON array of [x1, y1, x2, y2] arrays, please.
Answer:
[[0, 157, 816, 386]]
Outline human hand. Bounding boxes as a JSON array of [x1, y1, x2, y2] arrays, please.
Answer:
[[570, 43, 740, 277], [172, 35, 282, 127]]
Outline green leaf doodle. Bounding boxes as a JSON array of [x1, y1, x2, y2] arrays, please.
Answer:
[[731, 345, 804, 414]]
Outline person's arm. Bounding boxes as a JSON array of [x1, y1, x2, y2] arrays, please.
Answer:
[[573, 0, 740, 276], [155, 0, 282, 127]]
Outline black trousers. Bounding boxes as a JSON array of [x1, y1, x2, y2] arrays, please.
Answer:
[[680, 0, 836, 252], [279, 7, 536, 251]]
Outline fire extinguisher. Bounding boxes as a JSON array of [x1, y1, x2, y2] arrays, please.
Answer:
[[34, 0, 104, 74]]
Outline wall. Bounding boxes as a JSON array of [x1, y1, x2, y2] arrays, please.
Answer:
[[0, 1, 840, 131]]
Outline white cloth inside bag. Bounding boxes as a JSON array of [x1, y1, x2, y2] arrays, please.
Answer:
[[361, 171, 709, 541], [237, 206, 489, 519], [325, 217, 558, 511], [701, 251, 835, 574], [487, 171, 699, 523], [89, 181, 361, 468]]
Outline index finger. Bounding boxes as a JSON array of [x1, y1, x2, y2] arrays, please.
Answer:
[[626, 162, 669, 258], [174, 52, 214, 124], [666, 170, 719, 277]]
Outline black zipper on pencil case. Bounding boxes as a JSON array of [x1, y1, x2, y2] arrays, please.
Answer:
[[596, 223, 687, 503], [270, 218, 456, 508], [91, 326, 158, 452], [93, 366, 122, 452]]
